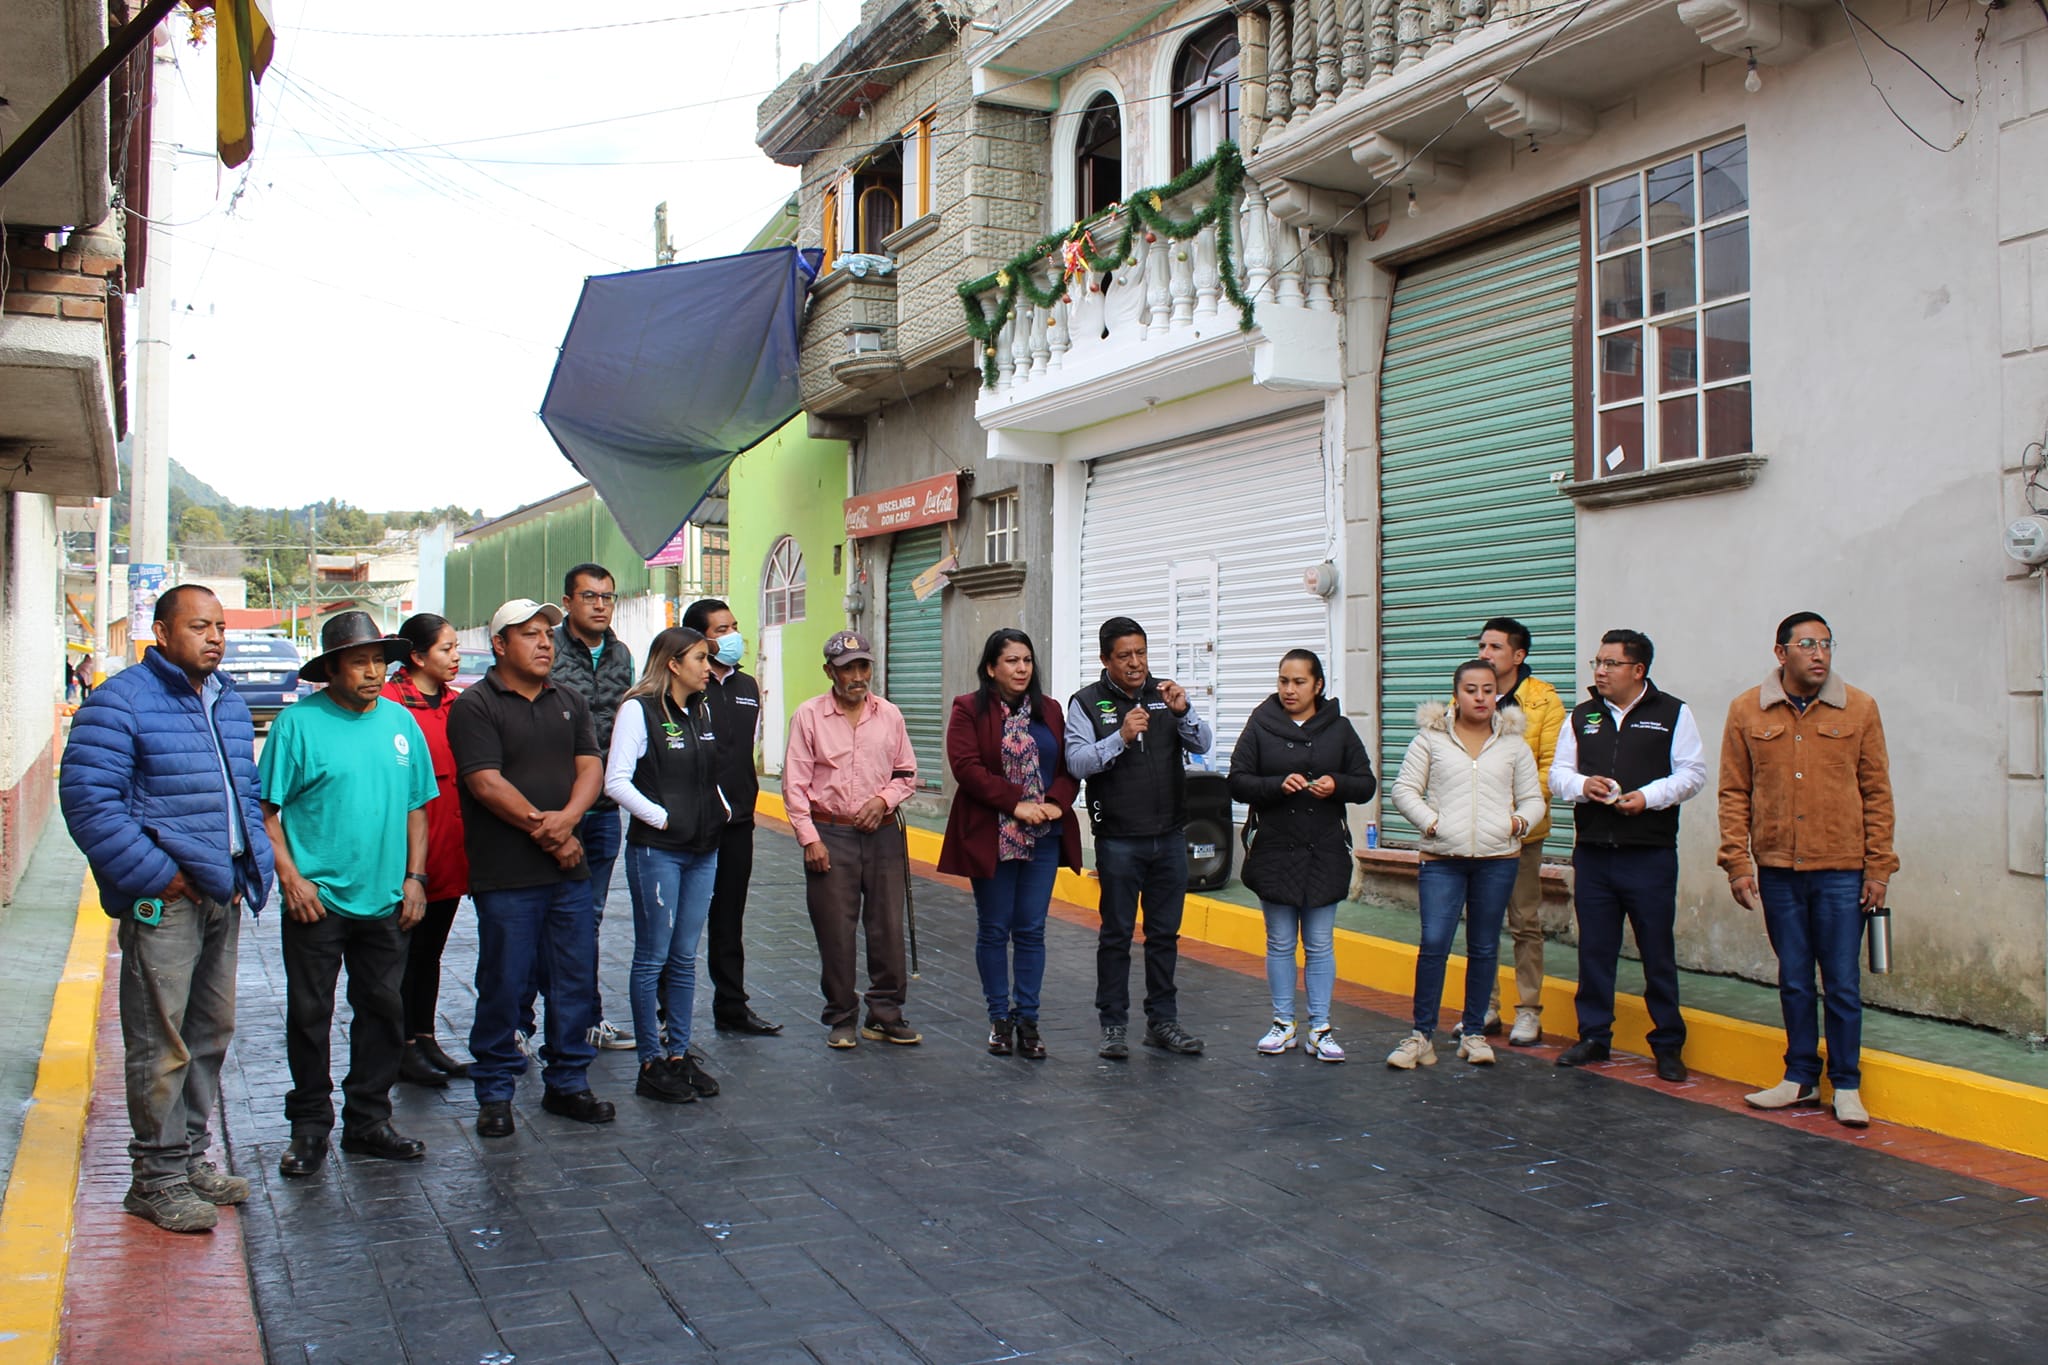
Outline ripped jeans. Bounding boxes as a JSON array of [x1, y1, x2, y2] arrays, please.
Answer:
[[625, 842, 719, 1064]]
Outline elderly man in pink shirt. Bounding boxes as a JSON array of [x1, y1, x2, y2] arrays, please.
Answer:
[[784, 631, 922, 1049]]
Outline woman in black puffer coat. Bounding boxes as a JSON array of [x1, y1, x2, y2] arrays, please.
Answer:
[[1228, 650, 1377, 1063]]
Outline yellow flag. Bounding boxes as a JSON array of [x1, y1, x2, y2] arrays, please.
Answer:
[[208, 0, 275, 168]]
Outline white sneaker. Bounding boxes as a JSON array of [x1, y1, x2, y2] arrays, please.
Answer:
[[1256, 1020, 1297, 1055], [1457, 1032, 1496, 1065], [1385, 1032, 1437, 1070], [1508, 1008, 1542, 1047], [1307, 1025, 1346, 1063], [590, 1019, 635, 1051]]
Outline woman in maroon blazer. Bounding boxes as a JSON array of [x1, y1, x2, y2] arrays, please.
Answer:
[[938, 629, 1083, 1059]]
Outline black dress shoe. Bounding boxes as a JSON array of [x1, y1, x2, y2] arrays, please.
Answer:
[[1654, 1052, 1689, 1084], [476, 1101, 515, 1138], [278, 1133, 328, 1178], [540, 1088, 616, 1124], [399, 1041, 449, 1089], [340, 1122, 427, 1161], [414, 1035, 471, 1078], [716, 1009, 783, 1035], [1555, 1039, 1612, 1068]]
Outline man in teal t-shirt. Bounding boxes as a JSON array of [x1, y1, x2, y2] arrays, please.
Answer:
[[259, 613, 437, 1178]]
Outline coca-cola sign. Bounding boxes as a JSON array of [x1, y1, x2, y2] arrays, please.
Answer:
[[844, 473, 960, 540]]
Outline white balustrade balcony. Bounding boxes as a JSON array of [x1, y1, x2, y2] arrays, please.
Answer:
[[960, 151, 1341, 452]]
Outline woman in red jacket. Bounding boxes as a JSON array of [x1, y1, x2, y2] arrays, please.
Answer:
[[937, 629, 1081, 1059], [384, 612, 472, 1086]]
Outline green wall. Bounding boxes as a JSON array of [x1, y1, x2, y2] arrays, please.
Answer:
[[442, 496, 660, 631], [728, 415, 847, 749]]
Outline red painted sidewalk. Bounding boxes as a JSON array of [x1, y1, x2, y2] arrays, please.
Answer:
[[58, 940, 263, 1364]]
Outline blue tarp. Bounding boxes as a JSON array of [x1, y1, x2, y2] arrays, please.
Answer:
[[540, 245, 817, 560]]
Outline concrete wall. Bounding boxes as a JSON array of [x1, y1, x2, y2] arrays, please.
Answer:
[[1335, 6, 2048, 1033], [727, 415, 849, 756], [1, 493, 64, 901]]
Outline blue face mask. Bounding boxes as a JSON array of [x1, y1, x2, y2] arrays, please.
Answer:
[[714, 632, 745, 667]]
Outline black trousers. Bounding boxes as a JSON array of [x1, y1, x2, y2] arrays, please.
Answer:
[[283, 910, 409, 1137], [401, 897, 462, 1038], [706, 822, 757, 1024], [1571, 845, 1686, 1053]]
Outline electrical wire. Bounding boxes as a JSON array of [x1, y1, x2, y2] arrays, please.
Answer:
[[292, 0, 817, 41], [1835, 0, 1972, 154]]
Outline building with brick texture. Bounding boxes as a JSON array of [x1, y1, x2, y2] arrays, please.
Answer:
[[758, 0, 1059, 816], [0, 1, 154, 900]]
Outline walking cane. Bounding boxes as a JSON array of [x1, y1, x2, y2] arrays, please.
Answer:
[[897, 807, 920, 978]]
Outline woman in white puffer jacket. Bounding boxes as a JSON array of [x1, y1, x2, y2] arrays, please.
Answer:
[[1387, 660, 1548, 1070]]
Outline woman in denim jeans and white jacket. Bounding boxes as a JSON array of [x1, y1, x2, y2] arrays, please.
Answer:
[[1388, 660, 1547, 1070]]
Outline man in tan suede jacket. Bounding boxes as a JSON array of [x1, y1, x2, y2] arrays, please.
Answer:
[[1718, 610, 1896, 1129]]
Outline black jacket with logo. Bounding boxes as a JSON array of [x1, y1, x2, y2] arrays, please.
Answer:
[[1568, 680, 1685, 849], [550, 624, 636, 811]]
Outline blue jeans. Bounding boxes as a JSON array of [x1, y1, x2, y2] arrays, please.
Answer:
[[1094, 831, 1187, 1027], [1413, 857, 1518, 1037], [625, 843, 719, 1063], [521, 808, 622, 1034], [471, 880, 598, 1103], [1261, 901, 1338, 1028], [971, 837, 1060, 1022], [1759, 867, 1866, 1088]]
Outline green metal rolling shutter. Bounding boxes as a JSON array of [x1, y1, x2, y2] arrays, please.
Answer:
[[885, 524, 947, 791], [1379, 214, 1580, 855]]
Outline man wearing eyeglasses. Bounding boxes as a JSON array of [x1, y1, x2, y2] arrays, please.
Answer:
[[1549, 629, 1706, 1082], [544, 563, 638, 1052], [1718, 613, 1895, 1128]]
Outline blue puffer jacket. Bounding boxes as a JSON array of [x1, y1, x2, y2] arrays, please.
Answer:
[[60, 647, 274, 917]]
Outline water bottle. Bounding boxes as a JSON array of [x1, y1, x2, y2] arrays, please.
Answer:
[[1865, 904, 1892, 975], [1364, 822, 1379, 850]]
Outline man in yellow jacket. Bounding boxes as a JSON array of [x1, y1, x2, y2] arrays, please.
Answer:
[[1474, 618, 1566, 1047]]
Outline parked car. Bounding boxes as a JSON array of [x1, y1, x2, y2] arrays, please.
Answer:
[[221, 632, 304, 726], [454, 647, 493, 690]]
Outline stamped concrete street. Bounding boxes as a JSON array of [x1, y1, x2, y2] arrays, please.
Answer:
[[211, 826, 2048, 1364]]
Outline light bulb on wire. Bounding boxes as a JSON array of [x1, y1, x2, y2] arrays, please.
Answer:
[[1744, 48, 1761, 94], [1406, 185, 1419, 219]]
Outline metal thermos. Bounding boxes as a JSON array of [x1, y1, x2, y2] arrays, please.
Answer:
[[1865, 905, 1893, 975]]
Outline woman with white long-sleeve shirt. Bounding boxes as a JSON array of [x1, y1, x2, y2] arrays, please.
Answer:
[[604, 626, 728, 1105], [1387, 660, 1548, 1070]]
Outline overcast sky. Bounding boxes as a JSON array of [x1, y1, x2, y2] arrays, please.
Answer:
[[155, 0, 860, 516]]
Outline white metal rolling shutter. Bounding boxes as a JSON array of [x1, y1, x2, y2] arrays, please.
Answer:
[[1378, 214, 1580, 853], [1078, 407, 1332, 776]]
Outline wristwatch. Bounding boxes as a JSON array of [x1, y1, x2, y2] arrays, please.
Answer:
[[405, 872, 429, 887]]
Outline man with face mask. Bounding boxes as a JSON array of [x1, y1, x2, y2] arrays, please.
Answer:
[[682, 598, 778, 1034]]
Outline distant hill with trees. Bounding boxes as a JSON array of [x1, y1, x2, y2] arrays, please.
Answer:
[[107, 453, 478, 608]]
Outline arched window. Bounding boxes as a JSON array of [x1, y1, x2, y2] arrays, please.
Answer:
[[1172, 18, 1240, 175], [762, 536, 806, 625], [1075, 93, 1122, 220]]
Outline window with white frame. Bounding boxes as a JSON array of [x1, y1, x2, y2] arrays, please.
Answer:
[[762, 535, 806, 625], [983, 492, 1020, 564], [1591, 137, 1752, 476]]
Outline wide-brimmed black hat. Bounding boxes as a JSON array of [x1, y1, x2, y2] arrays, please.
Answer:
[[300, 610, 411, 684]]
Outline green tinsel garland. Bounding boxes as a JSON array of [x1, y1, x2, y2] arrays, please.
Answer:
[[956, 142, 1254, 390]]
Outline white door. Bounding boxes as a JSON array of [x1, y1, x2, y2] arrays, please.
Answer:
[[759, 624, 786, 774]]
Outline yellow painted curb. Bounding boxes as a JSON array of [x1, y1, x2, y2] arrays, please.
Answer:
[[0, 877, 109, 1358], [760, 793, 2048, 1163]]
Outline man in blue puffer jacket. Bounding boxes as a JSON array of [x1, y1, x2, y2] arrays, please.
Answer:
[[60, 584, 273, 1233]]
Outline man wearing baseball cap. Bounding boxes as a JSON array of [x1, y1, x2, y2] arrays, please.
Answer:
[[261, 612, 438, 1177], [447, 599, 613, 1135], [784, 631, 921, 1049]]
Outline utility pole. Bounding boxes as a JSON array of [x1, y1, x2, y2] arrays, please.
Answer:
[[654, 202, 675, 266], [127, 42, 177, 570]]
